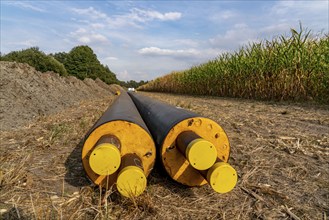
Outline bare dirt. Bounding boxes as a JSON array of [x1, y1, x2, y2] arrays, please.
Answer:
[[0, 61, 121, 131], [1, 62, 328, 219]]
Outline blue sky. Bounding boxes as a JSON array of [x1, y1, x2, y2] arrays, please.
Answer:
[[1, 1, 328, 81]]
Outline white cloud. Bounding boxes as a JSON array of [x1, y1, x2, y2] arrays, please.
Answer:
[[92, 34, 107, 42], [70, 28, 108, 44], [138, 47, 199, 57], [78, 36, 91, 44], [118, 70, 130, 81], [266, 1, 328, 37], [221, 10, 236, 19], [106, 8, 182, 28], [106, 16, 141, 29], [137, 46, 224, 63], [129, 8, 182, 22], [271, 1, 295, 15], [77, 34, 107, 44], [174, 39, 199, 47], [104, 56, 118, 61], [90, 23, 105, 29], [260, 23, 292, 36], [75, 28, 87, 34], [71, 7, 107, 19], [210, 10, 237, 21], [209, 23, 258, 50], [70, 18, 90, 24], [3, 1, 46, 12], [201, 48, 227, 59], [7, 39, 38, 47], [71, 6, 182, 29], [271, 1, 328, 16]]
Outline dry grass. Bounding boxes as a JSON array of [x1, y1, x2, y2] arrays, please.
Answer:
[[1, 92, 328, 219]]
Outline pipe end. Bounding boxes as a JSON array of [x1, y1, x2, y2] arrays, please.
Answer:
[[207, 162, 237, 193], [116, 166, 147, 197], [89, 143, 121, 175], [186, 139, 217, 170]]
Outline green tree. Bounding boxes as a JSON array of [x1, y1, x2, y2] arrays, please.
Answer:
[[120, 80, 148, 88], [2, 45, 120, 85], [1, 47, 67, 76], [51, 52, 68, 64], [62, 45, 118, 84]]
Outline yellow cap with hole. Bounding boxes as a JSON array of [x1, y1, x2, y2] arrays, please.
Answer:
[[89, 143, 121, 175], [116, 166, 147, 197], [207, 162, 237, 193], [185, 138, 217, 170]]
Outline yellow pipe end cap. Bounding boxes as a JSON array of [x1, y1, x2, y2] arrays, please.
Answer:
[[186, 139, 217, 170], [89, 143, 121, 175], [116, 166, 147, 198], [207, 162, 237, 193]]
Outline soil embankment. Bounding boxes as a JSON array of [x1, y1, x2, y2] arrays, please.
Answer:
[[0, 61, 120, 131]]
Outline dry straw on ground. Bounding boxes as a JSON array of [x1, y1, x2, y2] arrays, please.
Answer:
[[1, 92, 328, 219]]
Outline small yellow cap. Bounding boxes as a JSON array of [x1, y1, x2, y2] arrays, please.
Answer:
[[185, 138, 217, 170], [116, 166, 147, 197], [89, 143, 121, 175], [207, 162, 237, 193]]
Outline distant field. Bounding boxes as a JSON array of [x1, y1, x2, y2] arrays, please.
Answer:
[[140, 27, 329, 103]]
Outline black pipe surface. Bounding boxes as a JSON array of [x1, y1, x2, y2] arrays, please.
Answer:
[[128, 92, 198, 147], [85, 91, 151, 138]]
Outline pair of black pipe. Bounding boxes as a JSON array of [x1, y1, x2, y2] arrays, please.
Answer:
[[82, 90, 237, 197]]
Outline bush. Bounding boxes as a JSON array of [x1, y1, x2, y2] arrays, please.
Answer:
[[1, 47, 67, 76], [53, 46, 118, 84]]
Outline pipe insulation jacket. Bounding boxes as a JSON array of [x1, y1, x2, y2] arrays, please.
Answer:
[[82, 91, 156, 197], [129, 92, 237, 193]]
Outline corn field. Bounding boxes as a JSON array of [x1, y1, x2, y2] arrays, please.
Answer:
[[139, 26, 329, 103]]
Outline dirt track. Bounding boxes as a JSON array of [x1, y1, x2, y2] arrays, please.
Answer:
[[1, 63, 329, 219]]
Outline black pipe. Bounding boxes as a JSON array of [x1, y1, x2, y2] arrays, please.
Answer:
[[81, 90, 156, 197], [128, 92, 198, 147], [86, 90, 150, 138], [128, 92, 236, 193]]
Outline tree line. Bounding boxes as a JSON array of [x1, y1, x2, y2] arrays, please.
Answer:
[[120, 80, 149, 88], [0, 46, 147, 87]]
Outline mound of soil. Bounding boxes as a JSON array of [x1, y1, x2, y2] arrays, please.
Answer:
[[0, 61, 121, 131]]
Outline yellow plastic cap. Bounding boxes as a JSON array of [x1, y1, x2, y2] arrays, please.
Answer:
[[116, 166, 147, 198], [207, 162, 237, 193], [89, 143, 121, 175], [185, 138, 217, 170]]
